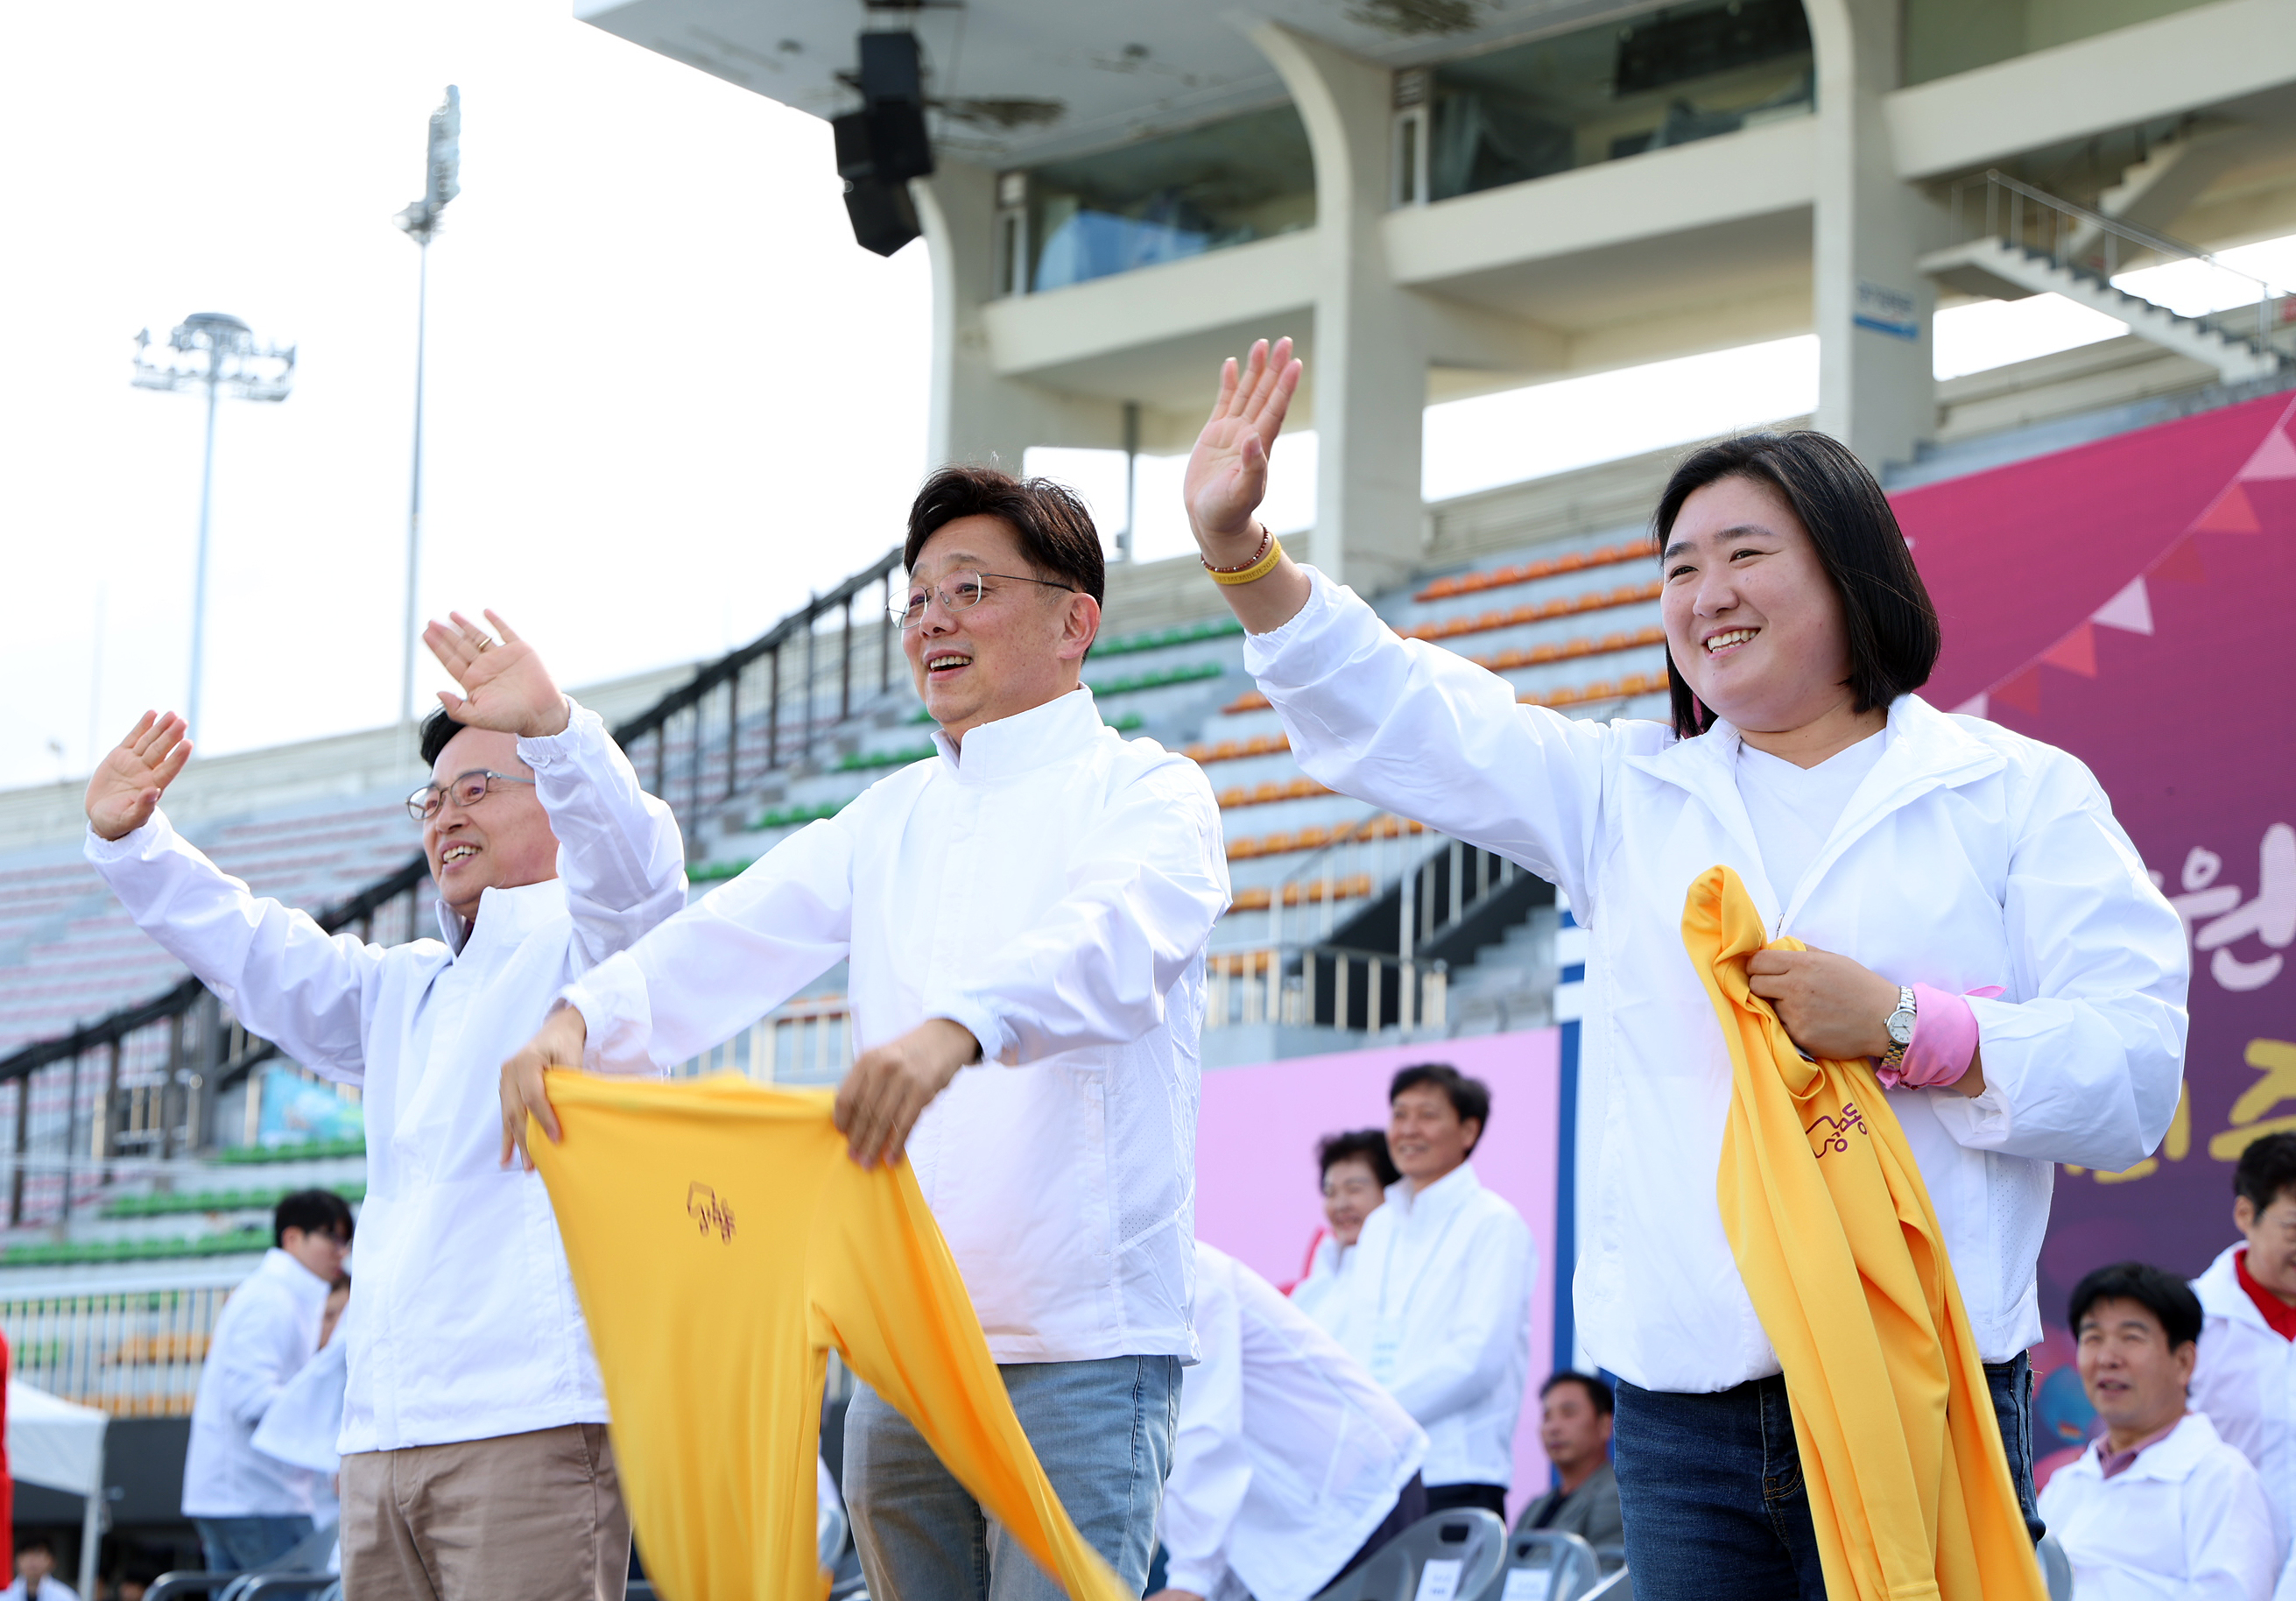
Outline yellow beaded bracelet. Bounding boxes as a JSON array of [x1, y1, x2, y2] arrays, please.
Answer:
[[1205, 532, 1284, 587]]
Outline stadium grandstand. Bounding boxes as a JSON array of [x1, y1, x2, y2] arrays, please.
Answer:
[[9, 0, 2296, 1564]]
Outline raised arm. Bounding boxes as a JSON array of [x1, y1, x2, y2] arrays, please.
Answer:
[[1182, 336, 1313, 635], [83, 714, 383, 1083], [424, 610, 686, 963]]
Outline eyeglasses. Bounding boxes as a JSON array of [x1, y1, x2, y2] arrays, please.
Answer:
[[407, 769, 536, 822], [891, 569, 1078, 630]]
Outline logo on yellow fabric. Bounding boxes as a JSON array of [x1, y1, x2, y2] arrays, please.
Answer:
[[1805, 1103, 1869, 1158], [687, 1181, 736, 1242]]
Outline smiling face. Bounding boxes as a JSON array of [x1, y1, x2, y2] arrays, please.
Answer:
[[2076, 1296, 2194, 1449], [2237, 1189, 2296, 1302], [1321, 1153, 1387, 1247], [1389, 1083, 1479, 1191], [902, 514, 1101, 745], [422, 725, 560, 925], [1661, 474, 1865, 741]]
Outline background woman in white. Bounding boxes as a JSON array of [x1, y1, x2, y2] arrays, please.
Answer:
[[1290, 1129, 1398, 1326], [1179, 338, 2187, 1601]]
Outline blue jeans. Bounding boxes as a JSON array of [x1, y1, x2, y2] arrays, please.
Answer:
[[1612, 1354, 2042, 1601], [194, 1514, 317, 1575], [844, 1355, 1180, 1601]]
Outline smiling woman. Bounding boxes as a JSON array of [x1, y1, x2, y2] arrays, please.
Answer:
[[1180, 336, 2188, 1601]]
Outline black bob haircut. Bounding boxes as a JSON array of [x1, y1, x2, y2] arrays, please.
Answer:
[[1316, 1128, 1401, 1189], [2235, 1131, 2296, 1215], [275, 1188, 356, 1249], [1390, 1063, 1492, 1153], [2068, 1261, 2203, 1351], [419, 707, 462, 770], [905, 465, 1107, 610], [1652, 431, 1941, 740], [1540, 1370, 1616, 1417]]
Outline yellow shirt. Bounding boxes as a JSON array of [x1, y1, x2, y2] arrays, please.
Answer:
[[1683, 866, 2046, 1601], [529, 1071, 1131, 1601]]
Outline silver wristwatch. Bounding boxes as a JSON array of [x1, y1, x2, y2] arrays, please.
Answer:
[[1880, 985, 1918, 1069]]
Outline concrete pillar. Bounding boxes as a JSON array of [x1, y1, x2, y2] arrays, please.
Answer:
[[1247, 23, 1429, 594], [912, 159, 1122, 474], [1807, 0, 1940, 473]]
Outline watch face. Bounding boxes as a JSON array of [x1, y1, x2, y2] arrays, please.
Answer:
[[1887, 1012, 1916, 1047]]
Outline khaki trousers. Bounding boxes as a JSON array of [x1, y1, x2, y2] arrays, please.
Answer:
[[340, 1423, 630, 1601]]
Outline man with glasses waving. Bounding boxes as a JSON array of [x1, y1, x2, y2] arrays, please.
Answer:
[[84, 610, 683, 1601], [502, 465, 1231, 1601]]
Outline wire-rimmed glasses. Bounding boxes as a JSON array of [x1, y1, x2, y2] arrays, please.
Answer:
[[890, 570, 1078, 630], [406, 769, 535, 822]]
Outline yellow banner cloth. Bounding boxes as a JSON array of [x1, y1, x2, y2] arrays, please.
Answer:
[[1683, 866, 2046, 1601], [528, 1071, 1131, 1601]]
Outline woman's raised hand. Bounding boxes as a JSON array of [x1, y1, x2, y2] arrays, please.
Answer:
[[86, 711, 193, 842], [1183, 336, 1303, 561]]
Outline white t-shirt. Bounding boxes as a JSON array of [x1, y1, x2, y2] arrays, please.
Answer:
[[1734, 729, 1887, 911]]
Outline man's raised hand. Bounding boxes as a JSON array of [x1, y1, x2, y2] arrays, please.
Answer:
[[86, 713, 193, 842], [423, 610, 570, 739], [1182, 335, 1303, 559]]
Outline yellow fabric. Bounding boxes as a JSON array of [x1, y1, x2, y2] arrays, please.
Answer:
[[1683, 866, 2046, 1601], [528, 1071, 1132, 1601]]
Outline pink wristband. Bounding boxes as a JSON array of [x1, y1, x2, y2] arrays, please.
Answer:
[[1876, 984, 2003, 1090]]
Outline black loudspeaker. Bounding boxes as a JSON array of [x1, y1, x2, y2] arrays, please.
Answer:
[[832, 104, 931, 187], [858, 32, 924, 104], [843, 177, 921, 257]]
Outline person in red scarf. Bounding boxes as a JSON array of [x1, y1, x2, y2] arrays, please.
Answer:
[[2191, 1132, 2296, 1569]]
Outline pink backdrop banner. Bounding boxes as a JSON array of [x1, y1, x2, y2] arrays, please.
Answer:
[[1194, 1028, 1563, 1516]]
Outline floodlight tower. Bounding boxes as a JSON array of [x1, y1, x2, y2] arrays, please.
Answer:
[[392, 85, 461, 731], [130, 313, 296, 738]]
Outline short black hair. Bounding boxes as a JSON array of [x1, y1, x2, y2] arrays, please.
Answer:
[[1317, 1129, 1400, 1189], [2235, 1132, 2296, 1216], [1390, 1063, 1491, 1153], [419, 707, 463, 769], [1540, 1370, 1616, 1417], [905, 465, 1107, 610], [2068, 1261, 2203, 1351], [1652, 431, 1941, 740], [275, 1188, 355, 1249], [14, 1536, 53, 1557]]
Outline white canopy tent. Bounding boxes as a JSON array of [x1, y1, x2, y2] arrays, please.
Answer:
[[9, 1378, 109, 1601]]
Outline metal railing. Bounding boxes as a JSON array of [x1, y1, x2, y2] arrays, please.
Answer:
[[0, 1284, 227, 1415], [680, 995, 855, 1085], [1947, 167, 2290, 351], [1207, 945, 1449, 1035], [0, 549, 908, 1226]]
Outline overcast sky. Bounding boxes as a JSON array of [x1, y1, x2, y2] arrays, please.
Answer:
[[5, 4, 2290, 793]]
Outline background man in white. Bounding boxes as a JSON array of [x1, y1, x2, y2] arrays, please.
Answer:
[[1149, 1241, 1426, 1601], [84, 611, 684, 1601], [1325, 1064, 1533, 1520], [502, 467, 1231, 1601], [2038, 1262, 2278, 1600], [2192, 1132, 2296, 1567], [180, 1189, 351, 1572]]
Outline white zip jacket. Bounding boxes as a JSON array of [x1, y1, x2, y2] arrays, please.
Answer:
[[1246, 570, 2187, 1393], [87, 702, 685, 1452], [2036, 1410, 2278, 1601], [563, 688, 1231, 1363], [180, 1247, 331, 1517], [2192, 1244, 2296, 1563], [1159, 1243, 1426, 1601]]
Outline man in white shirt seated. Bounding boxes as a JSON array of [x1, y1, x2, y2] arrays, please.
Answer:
[[1513, 1372, 1623, 1548], [504, 467, 1232, 1601], [85, 611, 686, 1601], [1150, 1241, 1426, 1601], [2038, 1261, 2278, 1600], [1322, 1064, 1534, 1520], [1291, 1129, 1397, 1327], [2, 1538, 79, 1601], [181, 1190, 352, 1571], [2191, 1132, 2296, 1565]]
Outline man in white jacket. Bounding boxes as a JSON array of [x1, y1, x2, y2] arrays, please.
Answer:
[[86, 611, 685, 1601], [503, 468, 1231, 1601], [2038, 1262, 2278, 1600], [2191, 1132, 2296, 1563], [182, 1190, 351, 1571]]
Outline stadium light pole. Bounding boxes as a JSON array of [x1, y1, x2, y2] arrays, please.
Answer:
[[392, 85, 461, 735], [130, 314, 296, 739]]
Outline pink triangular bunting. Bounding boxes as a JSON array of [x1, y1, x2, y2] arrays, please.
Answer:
[[2238, 427, 2296, 482], [2152, 537, 2208, 584], [2192, 482, 2262, 533], [1993, 667, 2043, 715], [2040, 624, 2098, 677], [2090, 575, 2153, 635], [1951, 693, 1989, 717]]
